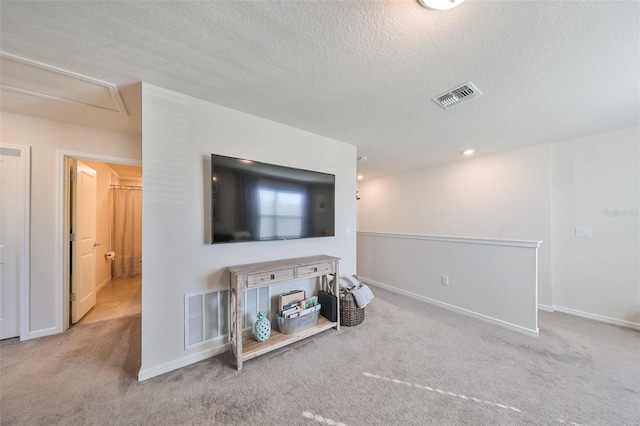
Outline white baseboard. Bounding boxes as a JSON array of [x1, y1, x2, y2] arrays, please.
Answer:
[[137, 343, 230, 381], [552, 305, 640, 331], [27, 326, 59, 340], [362, 277, 539, 338], [97, 277, 111, 293], [537, 304, 554, 312]]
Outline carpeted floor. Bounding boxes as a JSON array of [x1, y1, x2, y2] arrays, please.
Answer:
[[1, 287, 639, 425]]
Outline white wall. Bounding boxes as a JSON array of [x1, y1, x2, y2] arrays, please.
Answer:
[[140, 84, 357, 379], [551, 127, 639, 325], [0, 111, 141, 338], [358, 127, 639, 330], [358, 233, 541, 335], [358, 143, 552, 305]]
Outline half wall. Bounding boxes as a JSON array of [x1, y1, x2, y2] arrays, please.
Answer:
[[358, 232, 541, 336]]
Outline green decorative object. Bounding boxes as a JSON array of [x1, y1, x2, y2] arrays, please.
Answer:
[[253, 311, 271, 342]]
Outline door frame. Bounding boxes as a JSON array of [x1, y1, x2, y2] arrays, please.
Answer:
[[57, 150, 141, 332], [0, 143, 31, 340]]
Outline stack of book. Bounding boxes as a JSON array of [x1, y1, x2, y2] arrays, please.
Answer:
[[278, 290, 321, 319]]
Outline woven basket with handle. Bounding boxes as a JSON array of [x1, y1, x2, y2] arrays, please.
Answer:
[[340, 292, 365, 326]]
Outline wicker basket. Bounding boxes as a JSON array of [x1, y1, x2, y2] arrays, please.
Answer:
[[340, 292, 365, 326]]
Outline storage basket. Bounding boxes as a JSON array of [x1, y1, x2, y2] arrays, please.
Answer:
[[277, 311, 320, 334], [340, 292, 365, 326]]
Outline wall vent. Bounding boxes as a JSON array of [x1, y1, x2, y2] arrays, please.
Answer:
[[432, 81, 482, 110], [185, 286, 270, 350], [185, 289, 229, 349]]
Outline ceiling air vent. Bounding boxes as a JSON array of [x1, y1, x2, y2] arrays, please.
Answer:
[[432, 81, 482, 110]]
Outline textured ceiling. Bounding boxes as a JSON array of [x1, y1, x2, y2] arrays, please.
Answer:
[[0, 1, 638, 179]]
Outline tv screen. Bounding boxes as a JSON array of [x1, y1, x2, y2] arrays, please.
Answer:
[[211, 154, 335, 244]]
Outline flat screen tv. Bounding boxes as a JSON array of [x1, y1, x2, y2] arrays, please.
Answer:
[[211, 154, 335, 244]]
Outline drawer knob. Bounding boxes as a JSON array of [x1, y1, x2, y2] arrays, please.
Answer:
[[270, 274, 275, 280], [312, 267, 317, 272]]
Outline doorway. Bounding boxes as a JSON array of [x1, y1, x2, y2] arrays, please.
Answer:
[[0, 144, 30, 340], [65, 156, 142, 326]]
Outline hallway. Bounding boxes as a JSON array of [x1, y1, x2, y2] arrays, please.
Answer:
[[79, 277, 141, 324]]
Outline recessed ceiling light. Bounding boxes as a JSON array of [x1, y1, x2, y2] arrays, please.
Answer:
[[462, 149, 475, 156], [417, 0, 465, 11], [357, 175, 364, 180]]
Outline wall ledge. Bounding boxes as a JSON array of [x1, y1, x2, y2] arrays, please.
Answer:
[[358, 231, 542, 249], [363, 277, 539, 338]]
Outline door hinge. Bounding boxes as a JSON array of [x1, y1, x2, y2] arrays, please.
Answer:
[[70, 173, 77, 182], [71, 293, 76, 302], [70, 232, 76, 242]]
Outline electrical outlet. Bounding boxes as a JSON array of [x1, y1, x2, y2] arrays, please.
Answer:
[[441, 275, 449, 286]]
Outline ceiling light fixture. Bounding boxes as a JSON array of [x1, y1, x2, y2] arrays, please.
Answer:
[[357, 175, 364, 180], [462, 149, 475, 156], [417, 0, 464, 10]]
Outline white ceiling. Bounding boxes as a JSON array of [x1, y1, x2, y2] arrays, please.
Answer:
[[1, 1, 638, 180]]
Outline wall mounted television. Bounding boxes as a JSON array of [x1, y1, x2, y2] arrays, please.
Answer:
[[211, 154, 335, 244]]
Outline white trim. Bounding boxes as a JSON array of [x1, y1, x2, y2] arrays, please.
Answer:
[[57, 150, 142, 333], [0, 143, 32, 341], [96, 277, 111, 293], [534, 242, 539, 332], [20, 145, 31, 341], [362, 277, 540, 338], [538, 304, 554, 312], [58, 150, 142, 167], [28, 326, 59, 340], [1, 52, 128, 116], [138, 343, 230, 381], [357, 231, 542, 249], [552, 305, 640, 331], [1, 85, 126, 114], [57, 151, 68, 334]]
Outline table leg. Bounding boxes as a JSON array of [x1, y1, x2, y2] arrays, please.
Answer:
[[229, 286, 243, 370], [333, 269, 340, 331]]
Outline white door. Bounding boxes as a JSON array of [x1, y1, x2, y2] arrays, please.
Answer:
[[71, 160, 97, 323], [0, 146, 25, 339]]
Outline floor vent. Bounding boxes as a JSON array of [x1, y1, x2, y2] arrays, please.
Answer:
[[432, 81, 482, 110]]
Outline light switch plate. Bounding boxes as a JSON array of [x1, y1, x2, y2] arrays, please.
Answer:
[[575, 227, 592, 238]]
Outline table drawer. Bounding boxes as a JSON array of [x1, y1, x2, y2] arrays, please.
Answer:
[[246, 268, 295, 288], [297, 262, 334, 278]]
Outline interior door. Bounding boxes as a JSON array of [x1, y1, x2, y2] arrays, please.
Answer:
[[71, 160, 98, 323], [0, 146, 24, 340]]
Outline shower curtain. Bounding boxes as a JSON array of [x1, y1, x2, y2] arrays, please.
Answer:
[[111, 187, 142, 279]]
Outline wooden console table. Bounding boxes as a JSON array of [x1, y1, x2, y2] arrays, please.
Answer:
[[228, 255, 340, 370]]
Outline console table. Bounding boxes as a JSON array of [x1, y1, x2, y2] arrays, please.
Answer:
[[228, 255, 340, 370]]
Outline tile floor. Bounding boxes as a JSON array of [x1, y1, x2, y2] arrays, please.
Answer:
[[78, 276, 141, 324]]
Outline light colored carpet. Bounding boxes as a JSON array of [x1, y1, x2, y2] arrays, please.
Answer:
[[1, 287, 639, 425]]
